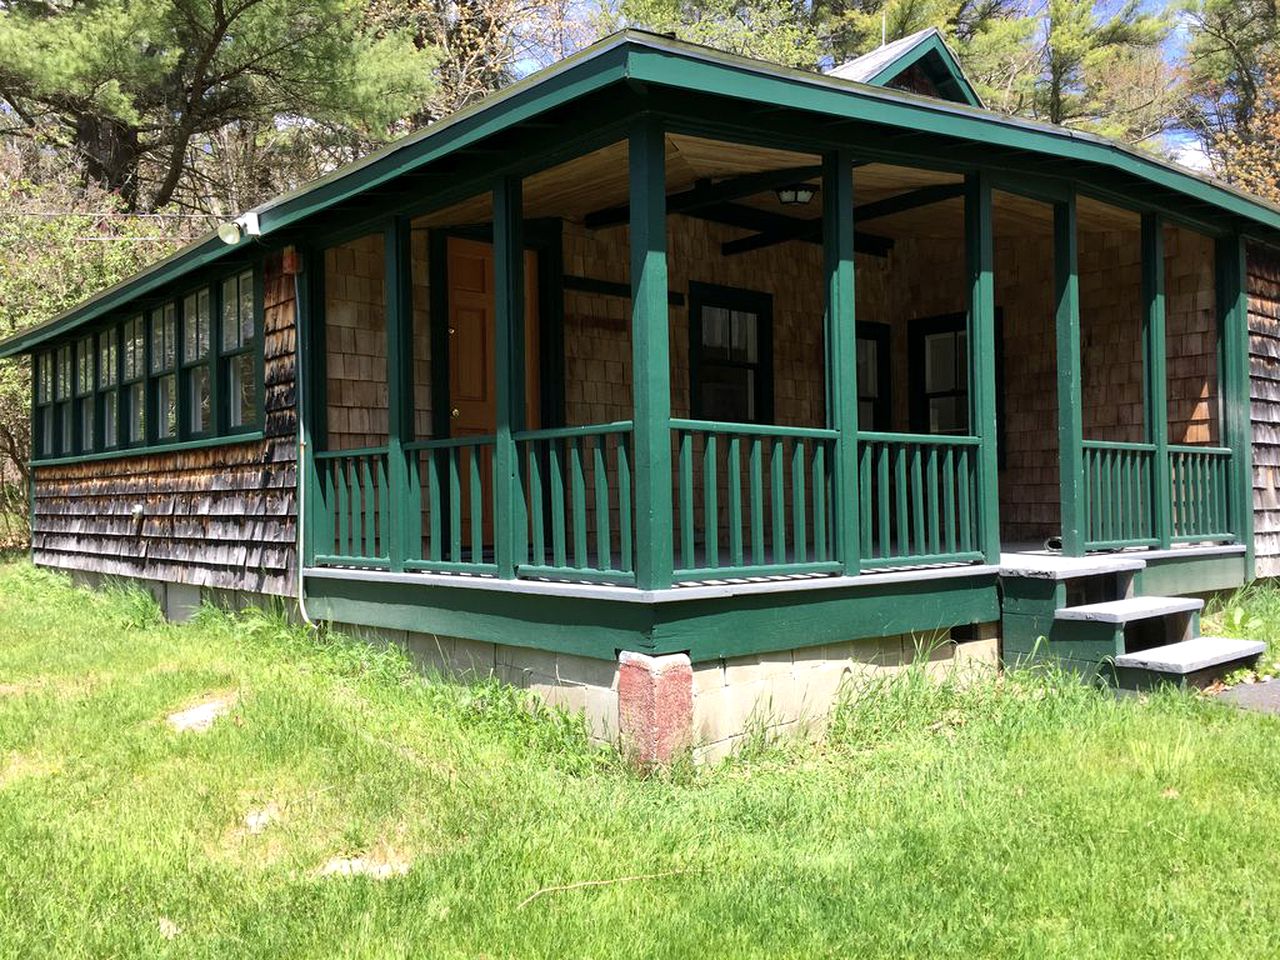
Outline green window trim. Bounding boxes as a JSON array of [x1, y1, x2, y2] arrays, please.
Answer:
[[218, 267, 262, 435], [74, 335, 95, 454], [28, 261, 265, 466], [688, 281, 775, 425]]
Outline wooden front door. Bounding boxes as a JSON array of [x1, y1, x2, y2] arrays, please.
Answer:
[[446, 236, 540, 547]]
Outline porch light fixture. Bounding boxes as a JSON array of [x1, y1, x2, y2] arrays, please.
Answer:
[[217, 211, 261, 245], [775, 183, 817, 206]]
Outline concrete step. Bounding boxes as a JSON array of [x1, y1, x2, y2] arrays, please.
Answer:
[[1115, 637, 1266, 675], [1055, 595, 1203, 624]]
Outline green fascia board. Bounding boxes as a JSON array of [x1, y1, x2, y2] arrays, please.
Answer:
[[865, 33, 983, 109], [8, 29, 1280, 357]]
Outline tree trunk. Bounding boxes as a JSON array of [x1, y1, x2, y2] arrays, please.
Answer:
[[75, 114, 143, 210]]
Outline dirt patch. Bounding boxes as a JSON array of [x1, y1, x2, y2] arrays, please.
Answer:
[[318, 843, 411, 880], [167, 692, 238, 733]]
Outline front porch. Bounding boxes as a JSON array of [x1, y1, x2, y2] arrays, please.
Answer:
[[298, 124, 1254, 597]]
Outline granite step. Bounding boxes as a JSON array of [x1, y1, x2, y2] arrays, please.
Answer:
[[1055, 595, 1203, 624], [1114, 637, 1266, 675]]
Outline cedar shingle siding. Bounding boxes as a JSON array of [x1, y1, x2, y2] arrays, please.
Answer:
[[1249, 242, 1280, 577], [30, 253, 299, 595]]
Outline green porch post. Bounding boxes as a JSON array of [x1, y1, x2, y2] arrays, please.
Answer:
[[1218, 234, 1254, 578], [1142, 213, 1172, 549], [823, 149, 860, 573], [494, 175, 526, 580], [630, 117, 674, 590], [298, 245, 326, 569], [384, 217, 416, 571], [965, 172, 1001, 563], [1053, 192, 1085, 556]]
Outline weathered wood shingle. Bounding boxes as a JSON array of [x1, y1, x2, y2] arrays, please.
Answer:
[[31, 252, 299, 595], [1248, 242, 1280, 576]]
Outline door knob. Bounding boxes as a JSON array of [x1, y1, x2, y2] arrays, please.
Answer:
[[448, 327, 456, 336], [451, 407, 460, 419]]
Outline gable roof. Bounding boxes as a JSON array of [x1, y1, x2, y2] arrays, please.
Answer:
[[825, 27, 983, 108], [4, 28, 1280, 359]]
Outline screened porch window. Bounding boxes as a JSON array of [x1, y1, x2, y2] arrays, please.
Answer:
[[35, 352, 53, 457], [183, 288, 212, 437], [99, 327, 119, 449], [122, 315, 146, 445], [220, 269, 258, 430], [75, 335, 95, 452], [689, 283, 773, 424], [54, 344, 73, 455], [151, 302, 178, 441]]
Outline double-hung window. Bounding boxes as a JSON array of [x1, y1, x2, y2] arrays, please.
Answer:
[[35, 353, 53, 458], [182, 288, 212, 437], [54, 345, 73, 455], [122, 315, 146, 445], [99, 327, 120, 449], [75, 336, 95, 453], [150, 303, 177, 441], [221, 270, 258, 430], [688, 283, 773, 425]]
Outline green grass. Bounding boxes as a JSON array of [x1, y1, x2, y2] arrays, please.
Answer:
[[4, 560, 1280, 958]]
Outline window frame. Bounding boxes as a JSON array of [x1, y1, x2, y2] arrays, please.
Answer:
[[149, 301, 179, 443], [180, 285, 215, 440], [53, 343, 74, 456], [216, 266, 262, 435], [908, 310, 1006, 464], [97, 324, 121, 451], [121, 314, 147, 447], [688, 281, 774, 426], [34, 351, 54, 459], [74, 334, 96, 454], [856, 321, 892, 433]]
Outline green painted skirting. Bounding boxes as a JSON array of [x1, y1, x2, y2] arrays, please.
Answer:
[[304, 570, 1001, 663]]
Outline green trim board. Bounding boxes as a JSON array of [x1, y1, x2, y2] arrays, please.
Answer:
[[303, 566, 1000, 663], [828, 28, 984, 109], [9, 30, 1280, 359]]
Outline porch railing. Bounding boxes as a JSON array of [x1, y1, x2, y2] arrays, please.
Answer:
[[403, 435, 498, 574], [1083, 440, 1157, 550], [856, 432, 984, 568], [516, 421, 635, 583], [312, 446, 392, 567], [1169, 445, 1234, 543], [670, 419, 840, 580]]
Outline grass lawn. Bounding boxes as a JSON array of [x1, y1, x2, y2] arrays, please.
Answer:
[[3, 559, 1280, 958]]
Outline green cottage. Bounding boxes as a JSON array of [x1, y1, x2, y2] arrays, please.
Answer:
[[7, 29, 1280, 761]]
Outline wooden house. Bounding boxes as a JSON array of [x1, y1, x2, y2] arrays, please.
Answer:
[[6, 30, 1280, 760]]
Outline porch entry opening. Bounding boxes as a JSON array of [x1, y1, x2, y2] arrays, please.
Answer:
[[446, 236, 541, 550]]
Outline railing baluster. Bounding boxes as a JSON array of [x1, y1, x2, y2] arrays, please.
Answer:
[[857, 440, 871, 561], [469, 445, 483, 564], [943, 447, 956, 556], [448, 447, 462, 563], [376, 455, 389, 559], [428, 451, 442, 561], [594, 437, 611, 571], [335, 460, 350, 558], [549, 440, 566, 569], [570, 436, 587, 569], [893, 444, 908, 560], [618, 434, 633, 572], [771, 437, 786, 565], [704, 434, 719, 569], [815, 443, 828, 562], [679, 429, 694, 572], [528, 443, 545, 566], [926, 445, 940, 556], [958, 447, 972, 554], [362, 456, 376, 558], [878, 443, 892, 560], [728, 437, 743, 567], [910, 444, 925, 557], [750, 438, 764, 566], [792, 439, 807, 564]]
